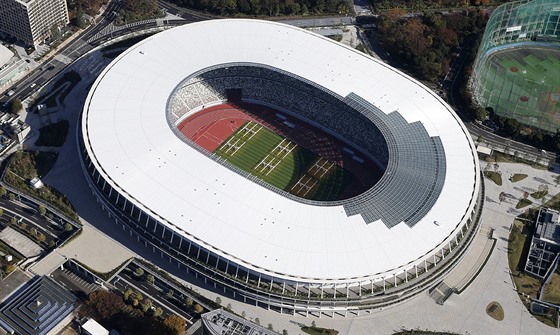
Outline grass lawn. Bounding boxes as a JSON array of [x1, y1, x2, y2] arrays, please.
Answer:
[[530, 190, 548, 200], [301, 326, 339, 335], [516, 198, 533, 209], [510, 173, 528, 183], [508, 220, 528, 275], [486, 301, 504, 321], [543, 192, 560, 210], [541, 273, 560, 305], [213, 121, 353, 201], [35, 120, 69, 147], [0, 240, 24, 263], [484, 171, 502, 185], [3, 151, 79, 222]]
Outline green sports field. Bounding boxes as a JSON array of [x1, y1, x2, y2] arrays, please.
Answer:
[[478, 47, 560, 131], [213, 121, 354, 201]]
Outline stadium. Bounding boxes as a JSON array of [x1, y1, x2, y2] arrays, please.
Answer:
[[470, 0, 560, 132], [79, 19, 482, 316]]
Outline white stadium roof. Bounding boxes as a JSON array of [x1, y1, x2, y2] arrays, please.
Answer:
[[83, 19, 480, 283]]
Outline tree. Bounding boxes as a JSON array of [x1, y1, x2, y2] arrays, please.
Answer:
[[241, 311, 246, 318], [255, 317, 260, 325], [0, 186, 7, 197], [29, 227, 37, 236], [193, 303, 203, 314], [8, 193, 15, 201], [37, 233, 46, 242], [141, 299, 152, 313], [267, 323, 274, 331], [38, 205, 46, 216], [19, 221, 26, 230], [162, 314, 185, 335], [64, 223, 73, 231], [124, 288, 133, 301], [10, 217, 16, 226], [283, 330, 288, 335], [312, 320, 316, 327], [0, 208, 3, 217], [153, 307, 163, 317], [226, 303, 232, 311], [215, 297, 222, 305], [11, 99, 23, 114], [135, 292, 143, 302], [146, 274, 155, 285], [86, 290, 125, 320], [184, 297, 193, 307], [166, 289, 174, 298], [134, 267, 144, 277]]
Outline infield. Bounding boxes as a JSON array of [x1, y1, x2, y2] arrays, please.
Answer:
[[214, 120, 355, 201]]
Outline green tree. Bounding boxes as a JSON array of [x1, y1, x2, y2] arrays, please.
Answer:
[[215, 296, 221, 305], [124, 288, 133, 301], [64, 223, 73, 231], [193, 303, 203, 314], [185, 297, 193, 307], [10, 217, 16, 226], [166, 289, 174, 298], [311, 320, 316, 327], [134, 267, 144, 277], [146, 274, 155, 285], [153, 307, 163, 317], [267, 323, 274, 331], [0, 208, 3, 217], [135, 292, 143, 302], [141, 299, 152, 313], [226, 303, 232, 311], [38, 205, 46, 216], [283, 330, 288, 335], [0, 187, 7, 197], [29, 227, 37, 236], [255, 317, 260, 325], [241, 311, 246, 318], [19, 221, 26, 230], [8, 193, 15, 201], [37, 233, 46, 242], [11, 99, 23, 114]]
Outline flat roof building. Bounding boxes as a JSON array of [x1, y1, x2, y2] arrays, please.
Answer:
[[0, 0, 69, 47], [525, 207, 560, 278]]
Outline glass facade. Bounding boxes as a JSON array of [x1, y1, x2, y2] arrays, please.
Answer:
[[470, 0, 560, 132]]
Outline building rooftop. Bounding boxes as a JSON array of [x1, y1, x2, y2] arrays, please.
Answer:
[[201, 309, 277, 335], [82, 19, 480, 283], [0, 276, 76, 335]]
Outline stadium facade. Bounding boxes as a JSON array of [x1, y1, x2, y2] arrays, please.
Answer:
[[80, 19, 482, 316], [470, 0, 560, 132]]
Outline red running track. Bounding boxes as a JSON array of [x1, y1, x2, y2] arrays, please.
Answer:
[[177, 104, 257, 152]]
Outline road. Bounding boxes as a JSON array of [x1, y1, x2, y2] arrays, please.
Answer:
[[0, 196, 67, 247]]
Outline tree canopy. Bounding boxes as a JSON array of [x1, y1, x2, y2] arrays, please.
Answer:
[[168, 0, 351, 16]]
